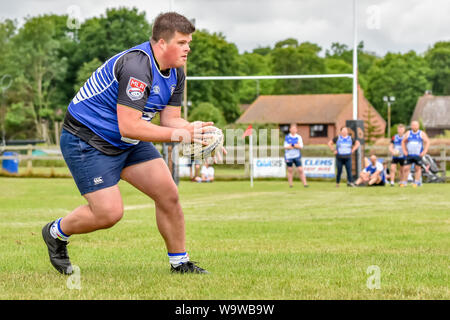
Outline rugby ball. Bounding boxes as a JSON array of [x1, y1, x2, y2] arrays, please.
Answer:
[[181, 126, 224, 160]]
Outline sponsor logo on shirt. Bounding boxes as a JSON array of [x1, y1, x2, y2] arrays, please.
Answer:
[[126, 77, 147, 101], [153, 85, 160, 94]]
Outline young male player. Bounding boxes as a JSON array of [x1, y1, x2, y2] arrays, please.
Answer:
[[42, 12, 211, 275], [402, 121, 430, 187], [355, 154, 386, 186], [389, 124, 408, 187], [284, 123, 308, 188]]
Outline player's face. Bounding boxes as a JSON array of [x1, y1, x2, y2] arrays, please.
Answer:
[[397, 126, 405, 135], [411, 121, 419, 132], [370, 156, 377, 165], [341, 128, 348, 136], [289, 125, 297, 134], [164, 32, 192, 68]]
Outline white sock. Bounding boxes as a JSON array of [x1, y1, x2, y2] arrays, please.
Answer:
[[168, 252, 189, 267], [49, 218, 70, 241]]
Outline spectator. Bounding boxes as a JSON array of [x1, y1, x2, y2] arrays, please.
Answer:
[[328, 127, 360, 187], [195, 161, 214, 183], [355, 154, 386, 186]]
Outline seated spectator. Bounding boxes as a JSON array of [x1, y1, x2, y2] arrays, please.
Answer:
[[355, 155, 386, 186], [195, 161, 214, 183]]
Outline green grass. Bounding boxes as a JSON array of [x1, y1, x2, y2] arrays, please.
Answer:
[[0, 178, 449, 299]]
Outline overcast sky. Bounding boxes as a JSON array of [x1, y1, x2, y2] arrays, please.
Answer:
[[1, 0, 449, 56]]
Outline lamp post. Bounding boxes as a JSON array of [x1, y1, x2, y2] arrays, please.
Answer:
[[383, 96, 395, 138]]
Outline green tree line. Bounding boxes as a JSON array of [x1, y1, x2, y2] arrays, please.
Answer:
[[0, 7, 448, 142]]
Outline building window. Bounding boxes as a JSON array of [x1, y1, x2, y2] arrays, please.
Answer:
[[310, 124, 328, 137]]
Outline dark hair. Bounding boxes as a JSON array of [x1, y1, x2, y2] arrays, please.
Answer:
[[151, 12, 195, 42]]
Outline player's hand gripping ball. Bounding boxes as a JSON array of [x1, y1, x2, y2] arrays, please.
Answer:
[[182, 126, 224, 160]]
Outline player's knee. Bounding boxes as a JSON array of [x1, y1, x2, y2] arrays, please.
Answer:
[[156, 186, 180, 209], [93, 203, 123, 228]]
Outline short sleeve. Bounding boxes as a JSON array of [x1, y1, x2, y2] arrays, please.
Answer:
[[115, 51, 153, 112], [332, 136, 338, 143], [297, 135, 304, 148], [166, 67, 185, 107]]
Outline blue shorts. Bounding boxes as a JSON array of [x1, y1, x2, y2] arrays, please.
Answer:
[[60, 129, 161, 195], [285, 157, 302, 167], [406, 155, 422, 165]]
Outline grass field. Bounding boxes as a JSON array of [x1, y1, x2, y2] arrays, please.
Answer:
[[0, 177, 449, 300]]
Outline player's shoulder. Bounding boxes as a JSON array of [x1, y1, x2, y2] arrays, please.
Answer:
[[120, 50, 151, 69]]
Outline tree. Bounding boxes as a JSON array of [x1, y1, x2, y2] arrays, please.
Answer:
[[238, 52, 274, 104], [73, 7, 152, 65], [321, 57, 353, 93], [270, 40, 325, 94], [425, 41, 450, 95], [366, 51, 432, 125], [188, 102, 226, 127], [0, 19, 16, 143], [8, 15, 70, 142], [187, 30, 241, 122], [73, 58, 102, 92]]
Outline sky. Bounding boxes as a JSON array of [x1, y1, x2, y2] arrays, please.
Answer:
[[1, 0, 449, 56]]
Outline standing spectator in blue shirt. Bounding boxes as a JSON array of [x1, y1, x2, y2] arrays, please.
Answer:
[[328, 127, 360, 187], [284, 123, 308, 188]]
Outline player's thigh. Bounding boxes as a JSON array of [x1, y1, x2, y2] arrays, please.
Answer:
[[121, 158, 178, 203], [84, 185, 124, 219], [390, 163, 397, 172]]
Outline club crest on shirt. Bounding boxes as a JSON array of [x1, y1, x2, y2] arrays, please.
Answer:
[[126, 77, 147, 101], [153, 85, 160, 94]]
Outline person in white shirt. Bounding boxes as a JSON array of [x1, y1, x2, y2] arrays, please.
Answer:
[[355, 154, 386, 186], [284, 123, 308, 188], [195, 161, 214, 182]]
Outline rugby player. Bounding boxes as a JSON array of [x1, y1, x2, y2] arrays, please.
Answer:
[[284, 123, 308, 188], [402, 121, 430, 187], [42, 12, 210, 275], [389, 124, 408, 187]]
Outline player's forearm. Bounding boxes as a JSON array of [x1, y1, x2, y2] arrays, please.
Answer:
[[401, 141, 407, 155], [161, 117, 190, 129], [120, 119, 185, 143], [352, 141, 360, 153], [327, 141, 335, 151], [423, 139, 430, 154]]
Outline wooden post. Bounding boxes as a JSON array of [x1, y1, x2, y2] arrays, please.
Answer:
[[441, 145, 446, 179], [26, 144, 32, 174], [54, 121, 60, 146]]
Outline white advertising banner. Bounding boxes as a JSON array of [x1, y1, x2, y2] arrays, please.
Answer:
[[178, 156, 192, 177], [301, 157, 335, 178], [253, 158, 286, 178]]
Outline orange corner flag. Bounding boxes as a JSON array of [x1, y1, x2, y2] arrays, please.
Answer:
[[242, 124, 253, 138]]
